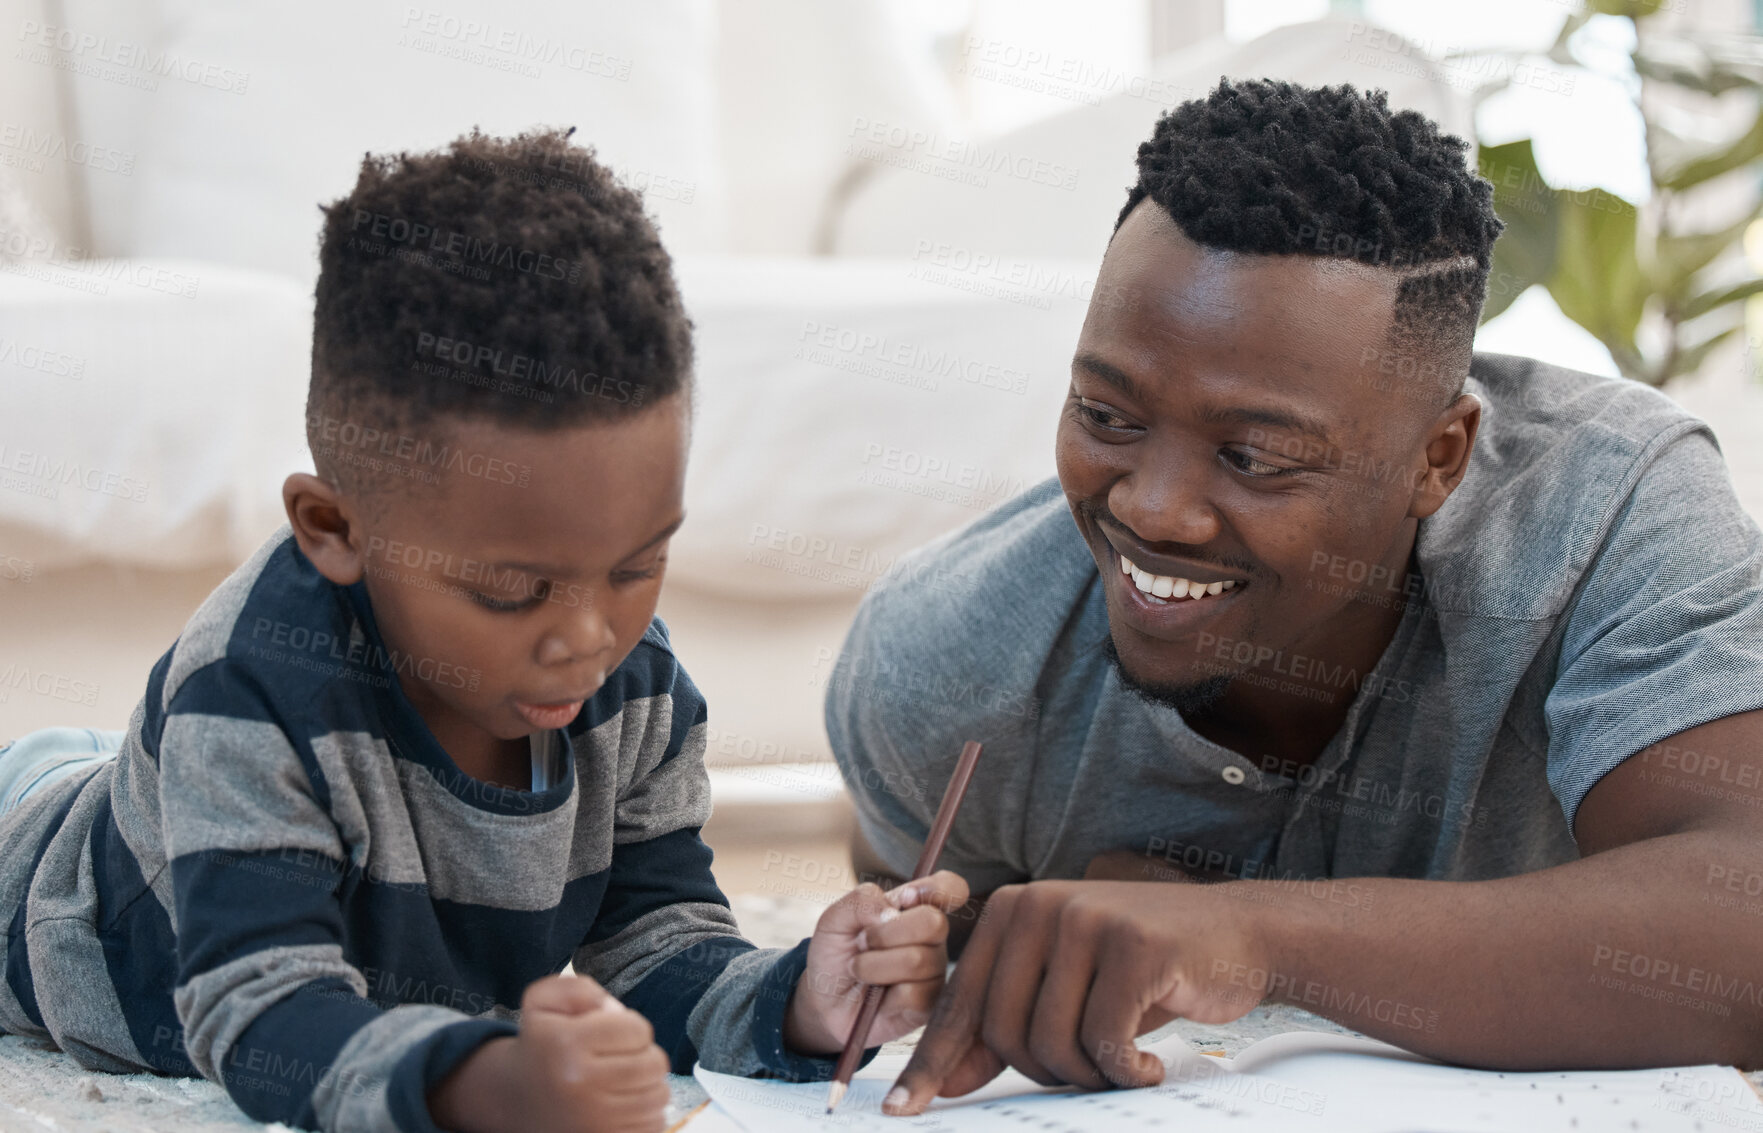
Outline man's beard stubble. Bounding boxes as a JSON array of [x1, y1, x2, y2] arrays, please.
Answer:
[[1103, 637, 1232, 717]]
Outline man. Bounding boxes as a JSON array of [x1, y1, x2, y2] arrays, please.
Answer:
[[822, 78, 1763, 1114]]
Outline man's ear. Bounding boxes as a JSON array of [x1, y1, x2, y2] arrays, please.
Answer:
[[283, 473, 367, 585], [1408, 392, 1482, 521]]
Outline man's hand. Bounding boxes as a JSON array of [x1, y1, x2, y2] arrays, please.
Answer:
[[428, 975, 671, 1133], [1082, 848, 1209, 884], [784, 871, 971, 1055], [883, 880, 1266, 1115]]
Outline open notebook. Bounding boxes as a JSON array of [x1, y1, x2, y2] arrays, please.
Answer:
[[689, 1029, 1763, 1132]]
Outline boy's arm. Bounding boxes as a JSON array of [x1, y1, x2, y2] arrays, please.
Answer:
[[568, 648, 838, 1081], [163, 668, 514, 1133]]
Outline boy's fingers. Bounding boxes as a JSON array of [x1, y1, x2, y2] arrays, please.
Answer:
[[577, 1045, 673, 1090], [522, 973, 611, 1017], [858, 904, 948, 951], [879, 976, 943, 1021], [889, 870, 970, 912], [584, 1081, 672, 1129], [852, 942, 944, 986], [575, 1001, 657, 1054], [817, 882, 890, 937]]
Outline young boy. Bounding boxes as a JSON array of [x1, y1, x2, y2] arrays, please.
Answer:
[[0, 128, 965, 1133]]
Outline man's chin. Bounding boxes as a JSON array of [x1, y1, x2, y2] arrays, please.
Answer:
[[1103, 638, 1232, 716]]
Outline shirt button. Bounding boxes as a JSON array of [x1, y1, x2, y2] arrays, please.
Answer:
[[1221, 765, 1246, 785]]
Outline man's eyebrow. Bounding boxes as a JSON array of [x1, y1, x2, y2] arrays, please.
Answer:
[[1202, 405, 1333, 443], [491, 515, 686, 576], [1071, 353, 1143, 400], [1074, 352, 1334, 443]]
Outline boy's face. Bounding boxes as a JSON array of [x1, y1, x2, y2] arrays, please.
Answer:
[[340, 394, 689, 767]]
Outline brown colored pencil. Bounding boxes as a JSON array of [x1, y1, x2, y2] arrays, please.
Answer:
[[825, 739, 984, 1113]]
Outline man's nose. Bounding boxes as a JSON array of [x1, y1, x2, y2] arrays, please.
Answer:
[[1108, 443, 1222, 549]]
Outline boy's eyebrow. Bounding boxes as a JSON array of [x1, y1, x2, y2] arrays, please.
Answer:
[[491, 514, 686, 577], [624, 514, 686, 559]]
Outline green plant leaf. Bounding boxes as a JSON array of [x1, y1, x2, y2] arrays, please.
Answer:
[[1653, 209, 1761, 294], [1477, 139, 1559, 322], [1657, 111, 1763, 191], [1679, 276, 1763, 321], [1665, 324, 1741, 382], [1586, 0, 1672, 18], [1545, 187, 1648, 363], [1634, 30, 1763, 95], [1632, 34, 1763, 94]]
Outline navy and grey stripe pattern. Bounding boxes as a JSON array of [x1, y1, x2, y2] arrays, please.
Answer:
[[0, 528, 824, 1132]]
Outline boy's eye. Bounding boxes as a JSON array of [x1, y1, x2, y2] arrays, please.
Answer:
[[1221, 448, 1296, 477], [611, 557, 666, 585], [469, 578, 550, 612]]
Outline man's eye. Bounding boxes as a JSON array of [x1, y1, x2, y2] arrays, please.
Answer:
[[1222, 448, 1294, 477], [1075, 400, 1132, 430]]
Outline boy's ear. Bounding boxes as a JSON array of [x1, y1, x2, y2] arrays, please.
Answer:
[[282, 473, 366, 585]]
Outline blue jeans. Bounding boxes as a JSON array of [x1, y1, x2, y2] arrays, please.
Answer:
[[0, 727, 124, 817]]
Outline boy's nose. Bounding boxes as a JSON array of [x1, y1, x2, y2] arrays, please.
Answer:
[[534, 604, 616, 668]]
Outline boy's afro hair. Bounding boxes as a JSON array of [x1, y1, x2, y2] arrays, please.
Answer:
[[308, 125, 691, 480]]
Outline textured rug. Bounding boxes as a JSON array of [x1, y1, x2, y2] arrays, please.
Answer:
[[5, 893, 1750, 1130]]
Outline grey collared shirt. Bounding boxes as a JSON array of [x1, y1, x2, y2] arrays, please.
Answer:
[[825, 353, 1763, 892]]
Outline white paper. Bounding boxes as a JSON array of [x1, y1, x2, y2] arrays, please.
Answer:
[[692, 1031, 1763, 1133]]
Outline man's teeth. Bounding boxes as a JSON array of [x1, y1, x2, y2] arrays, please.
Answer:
[[1118, 556, 1237, 602]]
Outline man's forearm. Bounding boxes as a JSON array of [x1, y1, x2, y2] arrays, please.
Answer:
[[1229, 828, 1763, 1069]]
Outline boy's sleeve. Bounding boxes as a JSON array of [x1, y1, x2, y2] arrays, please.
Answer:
[[162, 662, 514, 1133], [569, 644, 843, 1081]]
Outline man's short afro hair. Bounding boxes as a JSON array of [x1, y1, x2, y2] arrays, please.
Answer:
[[307, 126, 692, 491], [1118, 79, 1504, 388]]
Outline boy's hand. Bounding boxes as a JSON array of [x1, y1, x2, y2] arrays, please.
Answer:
[[783, 871, 971, 1055], [429, 974, 672, 1133]]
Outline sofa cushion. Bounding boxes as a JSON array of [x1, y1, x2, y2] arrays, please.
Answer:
[[57, 0, 722, 281]]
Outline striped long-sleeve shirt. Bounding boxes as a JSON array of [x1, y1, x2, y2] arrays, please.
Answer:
[[0, 528, 829, 1132]]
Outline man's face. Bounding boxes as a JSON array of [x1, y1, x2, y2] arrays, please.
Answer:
[[350, 395, 688, 757], [1057, 202, 1445, 707]]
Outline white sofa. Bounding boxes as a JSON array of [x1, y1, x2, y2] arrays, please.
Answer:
[[1, 2, 1523, 801]]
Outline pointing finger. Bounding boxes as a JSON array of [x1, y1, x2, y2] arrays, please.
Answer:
[[884, 886, 1018, 1115]]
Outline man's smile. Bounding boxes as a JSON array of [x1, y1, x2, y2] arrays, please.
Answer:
[[1093, 516, 1253, 633], [1118, 553, 1239, 601]]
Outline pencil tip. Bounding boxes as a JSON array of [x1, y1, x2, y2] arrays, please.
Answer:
[[825, 1080, 846, 1113]]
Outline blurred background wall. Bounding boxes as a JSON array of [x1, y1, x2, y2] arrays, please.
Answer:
[[2, 0, 1760, 871]]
